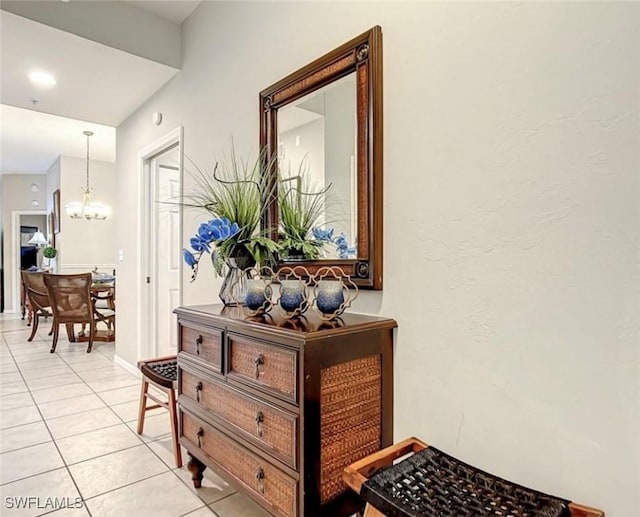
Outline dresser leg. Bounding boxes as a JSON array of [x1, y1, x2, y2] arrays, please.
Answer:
[[187, 454, 206, 488]]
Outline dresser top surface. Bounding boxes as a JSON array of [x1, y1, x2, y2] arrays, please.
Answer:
[[175, 304, 397, 337]]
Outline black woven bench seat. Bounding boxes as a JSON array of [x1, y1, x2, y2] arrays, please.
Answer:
[[361, 446, 570, 517], [138, 358, 177, 389]]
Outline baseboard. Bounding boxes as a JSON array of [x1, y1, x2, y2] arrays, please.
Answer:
[[114, 354, 141, 378]]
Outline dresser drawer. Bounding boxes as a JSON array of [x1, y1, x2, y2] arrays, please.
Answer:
[[179, 323, 222, 372], [182, 411, 297, 517], [181, 367, 298, 469], [227, 334, 298, 404]]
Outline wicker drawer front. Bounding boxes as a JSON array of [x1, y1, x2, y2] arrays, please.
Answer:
[[182, 411, 297, 517], [228, 334, 297, 404], [181, 368, 297, 468], [180, 324, 222, 372]]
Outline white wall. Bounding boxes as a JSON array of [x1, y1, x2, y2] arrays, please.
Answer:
[[45, 157, 61, 272], [57, 156, 116, 272], [115, 3, 639, 515], [0, 173, 48, 312]]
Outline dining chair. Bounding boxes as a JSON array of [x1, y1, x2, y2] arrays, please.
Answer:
[[43, 273, 115, 353], [21, 271, 53, 342], [90, 272, 116, 335]]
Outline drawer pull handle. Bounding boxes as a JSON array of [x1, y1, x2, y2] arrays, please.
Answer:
[[254, 410, 264, 437], [196, 427, 204, 448], [195, 335, 203, 355], [195, 381, 203, 402], [255, 467, 265, 494], [254, 353, 264, 379]]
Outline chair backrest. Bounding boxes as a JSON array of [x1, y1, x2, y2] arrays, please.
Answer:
[[43, 273, 93, 324], [21, 271, 51, 313]]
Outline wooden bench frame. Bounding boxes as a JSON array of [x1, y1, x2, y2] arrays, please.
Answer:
[[344, 437, 604, 517], [137, 355, 182, 468]]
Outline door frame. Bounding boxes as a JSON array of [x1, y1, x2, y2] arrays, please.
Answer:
[[137, 127, 183, 360], [10, 210, 48, 314]]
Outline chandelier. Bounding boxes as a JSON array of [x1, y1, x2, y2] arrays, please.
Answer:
[[65, 131, 110, 220]]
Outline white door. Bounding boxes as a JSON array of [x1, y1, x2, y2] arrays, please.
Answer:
[[150, 146, 181, 356]]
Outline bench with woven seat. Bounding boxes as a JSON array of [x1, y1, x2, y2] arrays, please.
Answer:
[[137, 356, 182, 468], [344, 437, 604, 517]]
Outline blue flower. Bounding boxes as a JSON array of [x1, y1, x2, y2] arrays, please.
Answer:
[[182, 249, 197, 267], [312, 227, 334, 242], [197, 217, 240, 243], [197, 222, 216, 242], [183, 217, 242, 282], [334, 233, 356, 258], [190, 236, 210, 252], [312, 228, 356, 259]]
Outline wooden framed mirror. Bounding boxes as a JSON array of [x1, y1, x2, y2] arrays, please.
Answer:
[[260, 26, 383, 289]]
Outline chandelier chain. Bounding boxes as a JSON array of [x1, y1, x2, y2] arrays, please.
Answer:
[[84, 130, 93, 194]]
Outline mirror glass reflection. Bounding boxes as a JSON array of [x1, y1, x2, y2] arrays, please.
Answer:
[[277, 73, 357, 259]]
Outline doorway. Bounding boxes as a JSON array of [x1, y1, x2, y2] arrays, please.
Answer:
[[139, 128, 183, 359], [9, 210, 48, 314]]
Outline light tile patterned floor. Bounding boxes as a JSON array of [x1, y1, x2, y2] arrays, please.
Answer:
[[0, 314, 270, 517]]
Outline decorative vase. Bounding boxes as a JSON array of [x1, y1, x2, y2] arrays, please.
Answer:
[[218, 252, 256, 307], [243, 277, 273, 315], [312, 266, 358, 320], [278, 279, 309, 317], [315, 280, 345, 315]]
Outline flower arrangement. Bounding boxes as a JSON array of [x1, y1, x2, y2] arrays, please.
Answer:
[[278, 164, 332, 260], [180, 146, 279, 283], [312, 228, 357, 259]]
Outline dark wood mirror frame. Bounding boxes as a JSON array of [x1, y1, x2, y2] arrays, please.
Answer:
[[260, 26, 383, 289]]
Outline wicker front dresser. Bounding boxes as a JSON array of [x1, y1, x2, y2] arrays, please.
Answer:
[[174, 304, 396, 517]]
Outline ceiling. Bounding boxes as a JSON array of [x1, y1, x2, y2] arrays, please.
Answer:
[[127, 0, 200, 24], [0, 1, 200, 174], [1, 105, 116, 173]]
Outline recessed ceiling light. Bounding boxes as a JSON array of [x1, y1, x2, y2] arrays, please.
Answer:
[[28, 71, 57, 88]]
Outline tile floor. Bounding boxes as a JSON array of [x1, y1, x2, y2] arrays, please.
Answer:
[[0, 314, 270, 517]]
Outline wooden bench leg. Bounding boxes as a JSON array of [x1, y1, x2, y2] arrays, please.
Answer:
[[363, 505, 386, 517], [137, 379, 149, 434]]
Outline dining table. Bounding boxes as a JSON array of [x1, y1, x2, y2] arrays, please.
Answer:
[[76, 273, 116, 342]]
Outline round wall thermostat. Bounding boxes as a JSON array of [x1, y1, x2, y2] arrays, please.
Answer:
[[152, 112, 163, 125]]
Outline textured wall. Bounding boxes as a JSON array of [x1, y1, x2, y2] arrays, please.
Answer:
[[115, 2, 639, 514]]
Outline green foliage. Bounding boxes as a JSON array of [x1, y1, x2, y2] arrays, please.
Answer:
[[278, 162, 332, 260], [180, 145, 279, 273], [42, 246, 57, 259]]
